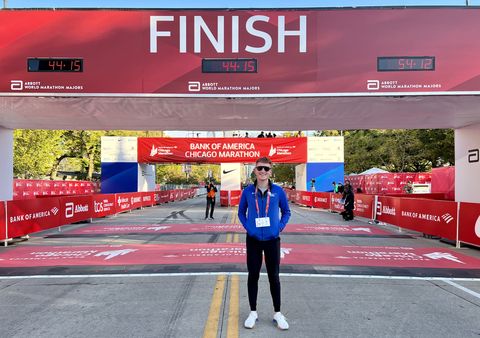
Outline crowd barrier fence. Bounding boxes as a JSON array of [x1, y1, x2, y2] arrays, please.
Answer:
[[284, 189, 480, 249], [0, 188, 196, 244]]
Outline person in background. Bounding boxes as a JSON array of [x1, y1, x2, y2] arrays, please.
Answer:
[[310, 178, 316, 192], [337, 182, 344, 194], [332, 181, 338, 193], [238, 157, 291, 330], [205, 182, 217, 220], [258, 131, 265, 138], [341, 183, 355, 221], [403, 180, 413, 194]]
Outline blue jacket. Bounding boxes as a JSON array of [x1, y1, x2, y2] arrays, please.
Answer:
[[238, 181, 291, 241]]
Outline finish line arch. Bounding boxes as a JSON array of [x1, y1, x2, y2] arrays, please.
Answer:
[[0, 7, 479, 202], [100, 136, 344, 194]]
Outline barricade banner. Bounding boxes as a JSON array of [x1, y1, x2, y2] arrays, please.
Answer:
[[115, 193, 133, 213], [138, 137, 307, 164], [458, 202, 480, 247], [298, 191, 313, 207], [312, 192, 330, 209], [154, 192, 161, 204], [220, 190, 229, 207], [230, 190, 242, 206], [330, 193, 345, 213], [59, 195, 93, 225], [295, 191, 301, 205], [142, 192, 155, 207], [0, 202, 6, 240], [354, 194, 374, 219], [130, 192, 144, 209], [160, 191, 170, 203], [169, 190, 175, 202], [174, 190, 181, 201], [92, 194, 116, 218], [375, 196, 401, 225], [7, 197, 61, 238], [398, 198, 457, 240]]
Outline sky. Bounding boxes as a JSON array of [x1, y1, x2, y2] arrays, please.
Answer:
[[2, 0, 475, 8]]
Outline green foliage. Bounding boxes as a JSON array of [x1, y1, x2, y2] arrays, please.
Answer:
[[14, 130, 65, 178], [156, 164, 220, 185], [341, 129, 454, 173], [272, 164, 295, 185]]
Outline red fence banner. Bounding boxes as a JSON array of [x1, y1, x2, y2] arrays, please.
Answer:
[[0, 202, 5, 241], [297, 191, 313, 207], [230, 190, 242, 206], [142, 192, 155, 207], [115, 193, 134, 213], [6, 197, 61, 238], [398, 198, 457, 240], [92, 194, 116, 218], [160, 191, 170, 203], [375, 196, 401, 225], [330, 193, 345, 213], [59, 196, 93, 225], [354, 194, 374, 219], [130, 192, 144, 210], [459, 202, 480, 247], [312, 192, 330, 209], [220, 190, 229, 207], [138, 137, 307, 164]]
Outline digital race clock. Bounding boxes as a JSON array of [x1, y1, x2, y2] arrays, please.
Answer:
[[202, 58, 257, 73], [377, 56, 435, 72], [27, 58, 84, 72]]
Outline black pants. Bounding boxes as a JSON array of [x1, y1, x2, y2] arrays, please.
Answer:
[[246, 235, 281, 312], [341, 209, 354, 220], [205, 197, 215, 218]]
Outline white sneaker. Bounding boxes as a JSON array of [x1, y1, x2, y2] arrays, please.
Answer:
[[244, 311, 258, 329], [273, 312, 289, 330]]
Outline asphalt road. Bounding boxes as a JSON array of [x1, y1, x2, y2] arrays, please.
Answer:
[[0, 196, 479, 338]]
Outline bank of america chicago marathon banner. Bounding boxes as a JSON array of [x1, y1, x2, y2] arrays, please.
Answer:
[[65, 223, 393, 236], [137, 137, 307, 163], [1, 244, 480, 270], [3, 9, 480, 95]]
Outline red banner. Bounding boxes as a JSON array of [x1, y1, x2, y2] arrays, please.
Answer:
[[142, 192, 155, 207], [459, 202, 480, 247], [330, 193, 345, 213], [91, 194, 116, 218], [59, 196, 93, 225], [230, 190, 242, 206], [138, 137, 307, 163], [354, 194, 374, 219], [312, 192, 330, 209], [375, 196, 401, 225], [3, 9, 480, 95], [6, 198, 61, 238], [398, 199, 457, 240], [220, 190, 229, 207]]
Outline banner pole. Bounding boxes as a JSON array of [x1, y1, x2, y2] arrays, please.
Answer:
[[4, 201, 7, 247], [455, 202, 460, 248]]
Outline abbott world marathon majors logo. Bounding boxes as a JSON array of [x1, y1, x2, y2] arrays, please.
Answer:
[[376, 201, 396, 216], [65, 202, 89, 218]]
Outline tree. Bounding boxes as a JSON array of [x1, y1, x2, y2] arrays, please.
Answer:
[[14, 129, 65, 178]]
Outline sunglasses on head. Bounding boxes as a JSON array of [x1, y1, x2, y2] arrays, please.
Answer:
[[256, 166, 271, 172]]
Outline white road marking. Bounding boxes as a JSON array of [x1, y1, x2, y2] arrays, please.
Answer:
[[0, 272, 479, 282], [441, 279, 480, 300]]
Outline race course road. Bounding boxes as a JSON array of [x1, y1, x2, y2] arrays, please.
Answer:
[[0, 196, 479, 338]]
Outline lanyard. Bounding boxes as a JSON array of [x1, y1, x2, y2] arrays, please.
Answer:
[[255, 186, 270, 216]]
